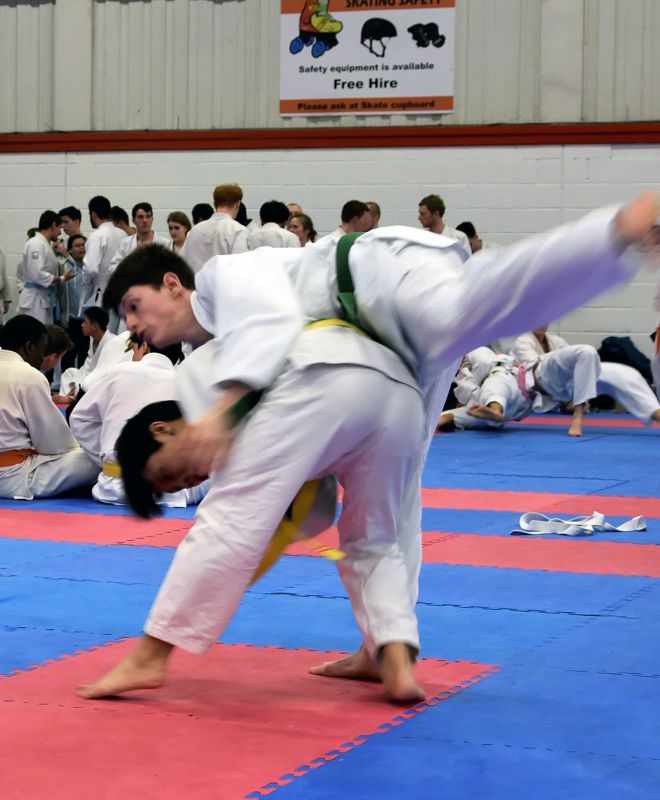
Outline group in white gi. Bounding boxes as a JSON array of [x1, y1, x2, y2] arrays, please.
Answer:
[[439, 325, 660, 435], [75, 191, 660, 704]]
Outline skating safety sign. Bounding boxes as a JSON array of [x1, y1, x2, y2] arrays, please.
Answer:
[[280, 0, 455, 115]]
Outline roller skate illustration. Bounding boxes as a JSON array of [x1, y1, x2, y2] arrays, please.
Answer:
[[289, 1, 343, 59]]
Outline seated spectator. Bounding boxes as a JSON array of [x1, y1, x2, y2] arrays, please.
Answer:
[[70, 334, 206, 508], [248, 201, 301, 249], [0, 315, 97, 499], [287, 212, 317, 246], [61, 306, 116, 394], [42, 324, 75, 404]]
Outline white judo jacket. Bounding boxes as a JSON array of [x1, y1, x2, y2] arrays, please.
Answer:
[[80, 221, 126, 313]]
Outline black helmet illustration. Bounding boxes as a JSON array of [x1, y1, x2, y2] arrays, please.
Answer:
[[361, 18, 397, 58], [408, 22, 446, 48]]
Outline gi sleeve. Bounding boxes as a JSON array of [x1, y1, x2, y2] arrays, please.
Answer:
[[69, 378, 106, 462], [25, 242, 55, 288], [82, 230, 104, 284], [21, 374, 79, 454]]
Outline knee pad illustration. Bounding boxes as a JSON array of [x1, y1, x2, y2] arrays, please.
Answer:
[[408, 22, 446, 48]]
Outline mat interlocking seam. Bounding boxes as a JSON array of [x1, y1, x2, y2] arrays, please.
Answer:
[[244, 663, 501, 799]]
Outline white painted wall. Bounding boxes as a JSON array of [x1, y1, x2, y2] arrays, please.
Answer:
[[2, 0, 660, 132], [1, 141, 659, 354]]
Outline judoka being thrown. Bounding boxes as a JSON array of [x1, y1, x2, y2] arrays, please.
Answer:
[[77, 192, 660, 703]]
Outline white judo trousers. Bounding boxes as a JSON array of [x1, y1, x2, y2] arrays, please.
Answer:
[[596, 361, 660, 424], [535, 345, 602, 408], [145, 352, 424, 656], [178, 206, 644, 643]]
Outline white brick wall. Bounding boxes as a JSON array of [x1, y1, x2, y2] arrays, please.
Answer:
[[1, 143, 658, 355]]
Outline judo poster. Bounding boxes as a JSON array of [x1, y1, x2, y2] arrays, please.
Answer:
[[280, 0, 455, 116]]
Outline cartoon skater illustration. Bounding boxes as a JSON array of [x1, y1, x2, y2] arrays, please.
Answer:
[[361, 18, 397, 58], [289, 1, 343, 59]]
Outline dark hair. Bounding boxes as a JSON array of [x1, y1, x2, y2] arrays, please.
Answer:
[[59, 206, 81, 222], [68, 233, 86, 249], [116, 400, 183, 518], [26, 227, 38, 239], [341, 200, 370, 224], [130, 332, 184, 366], [89, 195, 112, 219], [110, 205, 130, 225], [289, 212, 317, 243], [259, 200, 290, 226], [103, 245, 195, 313], [83, 306, 109, 330], [419, 194, 446, 217], [0, 314, 47, 352], [39, 210, 61, 230], [191, 203, 214, 225], [45, 324, 73, 356], [235, 202, 251, 227], [132, 202, 153, 219], [456, 221, 477, 238], [167, 210, 192, 232]]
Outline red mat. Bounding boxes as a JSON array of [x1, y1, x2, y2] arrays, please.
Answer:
[[512, 416, 651, 428], [421, 488, 660, 517], [0, 509, 192, 545], [422, 532, 660, 577], [0, 640, 495, 800]]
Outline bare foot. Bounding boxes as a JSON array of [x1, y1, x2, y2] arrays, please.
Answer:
[[77, 635, 172, 699], [310, 645, 381, 682], [567, 421, 583, 437], [436, 411, 456, 431], [468, 404, 504, 423], [380, 643, 425, 704]]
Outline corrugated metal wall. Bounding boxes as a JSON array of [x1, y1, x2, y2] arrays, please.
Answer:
[[0, 0, 659, 133]]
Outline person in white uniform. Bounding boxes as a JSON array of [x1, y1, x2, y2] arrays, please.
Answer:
[[321, 199, 374, 242], [247, 201, 301, 250], [0, 242, 11, 320], [109, 202, 170, 272], [18, 211, 74, 324], [513, 326, 660, 434], [418, 194, 471, 258], [78, 251, 429, 703], [79, 192, 660, 695], [60, 306, 117, 394], [179, 183, 249, 272], [0, 315, 98, 499], [80, 196, 126, 314], [69, 336, 205, 508]]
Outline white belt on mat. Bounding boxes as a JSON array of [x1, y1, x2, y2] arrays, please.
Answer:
[[511, 511, 647, 537]]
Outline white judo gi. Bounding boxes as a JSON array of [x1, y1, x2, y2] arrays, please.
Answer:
[[0, 245, 10, 319], [0, 350, 97, 499], [185, 205, 644, 607], [80, 221, 126, 313], [652, 278, 660, 402], [144, 326, 426, 657], [69, 352, 205, 508], [179, 212, 249, 272], [17, 232, 58, 324], [449, 353, 535, 430], [109, 232, 171, 272], [514, 331, 660, 424], [247, 222, 300, 250], [61, 329, 117, 394]]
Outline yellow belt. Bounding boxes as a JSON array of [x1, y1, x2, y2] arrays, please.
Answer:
[[102, 460, 122, 478], [305, 317, 369, 337]]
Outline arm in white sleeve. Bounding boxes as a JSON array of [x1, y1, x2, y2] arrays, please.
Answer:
[[21, 376, 79, 454], [413, 206, 639, 369], [108, 236, 129, 274], [69, 379, 106, 462], [0, 248, 8, 300], [209, 252, 304, 389], [25, 244, 55, 288]]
